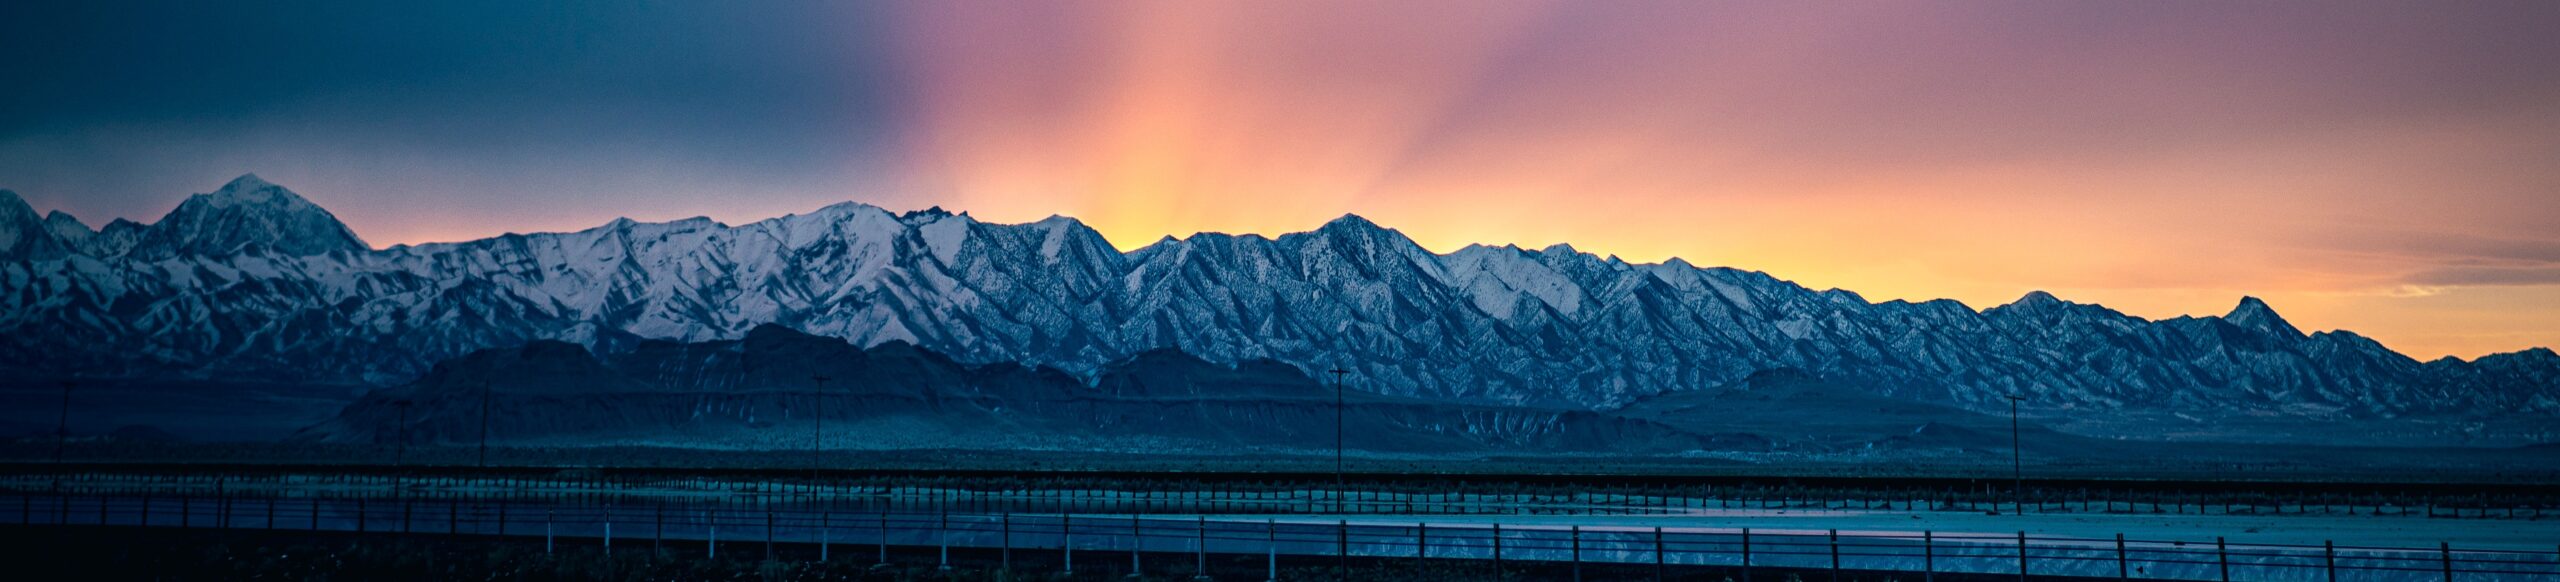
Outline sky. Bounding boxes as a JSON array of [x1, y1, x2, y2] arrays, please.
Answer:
[[4, 0, 2557, 360]]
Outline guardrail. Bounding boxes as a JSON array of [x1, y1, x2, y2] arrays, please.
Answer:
[[7, 492, 2554, 581]]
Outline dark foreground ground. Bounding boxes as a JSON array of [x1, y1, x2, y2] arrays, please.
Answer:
[[1, 525, 2113, 582]]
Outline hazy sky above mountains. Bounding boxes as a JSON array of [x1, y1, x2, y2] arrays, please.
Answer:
[[4, 1, 2557, 359]]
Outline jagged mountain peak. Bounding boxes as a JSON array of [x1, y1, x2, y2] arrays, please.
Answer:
[[6, 179, 2556, 420], [42, 210, 94, 248], [0, 189, 31, 218], [1320, 213, 1381, 230], [1986, 290, 2072, 319], [208, 173, 286, 202], [2224, 295, 2304, 337], [0, 189, 73, 260], [128, 174, 368, 259], [43, 210, 85, 228], [898, 205, 971, 225], [224, 172, 272, 188]]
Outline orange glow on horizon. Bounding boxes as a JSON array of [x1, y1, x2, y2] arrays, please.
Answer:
[[292, 1, 2559, 362]]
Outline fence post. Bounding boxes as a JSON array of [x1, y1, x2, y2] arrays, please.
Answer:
[[547, 510, 556, 554], [1492, 523, 1503, 569], [2441, 542, 2453, 582], [2020, 531, 2030, 582], [939, 510, 952, 571], [766, 510, 776, 562], [1572, 525, 1584, 582], [606, 521, 613, 557], [2117, 533, 2128, 581], [1002, 513, 1012, 572], [1417, 522, 1428, 570], [877, 511, 890, 568], [653, 503, 663, 556], [1656, 526, 1667, 581], [820, 513, 829, 562], [1268, 519, 1278, 582], [356, 497, 366, 533], [1830, 529, 1843, 582], [2323, 540, 2335, 582], [1338, 520, 1349, 580], [2218, 536, 2230, 582], [1131, 514, 1142, 576], [1925, 530, 1935, 582], [1743, 528, 1754, 582], [710, 520, 718, 560], [1200, 516, 1211, 579], [1065, 514, 1076, 575]]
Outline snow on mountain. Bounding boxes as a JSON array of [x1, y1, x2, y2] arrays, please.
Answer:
[[42, 211, 93, 251], [3, 175, 2556, 420], [126, 174, 369, 260], [0, 190, 74, 261]]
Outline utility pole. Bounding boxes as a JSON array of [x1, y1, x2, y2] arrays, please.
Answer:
[[479, 379, 495, 468], [52, 380, 75, 465], [811, 374, 832, 480], [1328, 368, 1349, 512], [392, 400, 413, 467], [2005, 394, 2025, 513]]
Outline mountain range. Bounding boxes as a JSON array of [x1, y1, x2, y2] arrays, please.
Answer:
[[4, 174, 2555, 425]]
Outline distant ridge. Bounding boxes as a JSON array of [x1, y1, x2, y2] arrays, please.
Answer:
[[294, 324, 1710, 454], [2, 174, 2554, 420]]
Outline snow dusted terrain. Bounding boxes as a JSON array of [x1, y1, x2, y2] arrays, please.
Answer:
[[3, 175, 2556, 424]]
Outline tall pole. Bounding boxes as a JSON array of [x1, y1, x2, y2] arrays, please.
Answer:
[[2006, 394, 2025, 513], [478, 379, 494, 468], [811, 374, 832, 480], [52, 380, 75, 465], [393, 400, 413, 467], [1328, 368, 1349, 512]]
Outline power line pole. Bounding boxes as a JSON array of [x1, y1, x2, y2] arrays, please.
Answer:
[[52, 380, 75, 465], [479, 379, 495, 468], [392, 400, 413, 467], [811, 374, 832, 480], [1328, 368, 1349, 513], [2005, 394, 2025, 514]]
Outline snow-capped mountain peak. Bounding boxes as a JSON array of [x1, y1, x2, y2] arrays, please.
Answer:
[[126, 173, 369, 259], [2, 175, 2554, 420], [0, 189, 73, 261], [2223, 295, 2304, 337]]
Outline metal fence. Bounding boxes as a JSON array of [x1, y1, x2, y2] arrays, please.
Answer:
[[7, 469, 2549, 520], [7, 492, 2556, 581]]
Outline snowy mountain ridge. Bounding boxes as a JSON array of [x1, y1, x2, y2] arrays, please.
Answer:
[[3, 175, 2554, 419]]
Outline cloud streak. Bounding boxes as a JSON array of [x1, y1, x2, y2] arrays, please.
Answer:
[[3, 0, 2556, 358]]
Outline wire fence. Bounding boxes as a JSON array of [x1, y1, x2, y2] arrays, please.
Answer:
[[6, 469, 2551, 520], [6, 491, 2554, 581]]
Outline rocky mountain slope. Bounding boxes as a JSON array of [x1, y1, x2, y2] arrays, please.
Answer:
[[4, 175, 2554, 420]]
